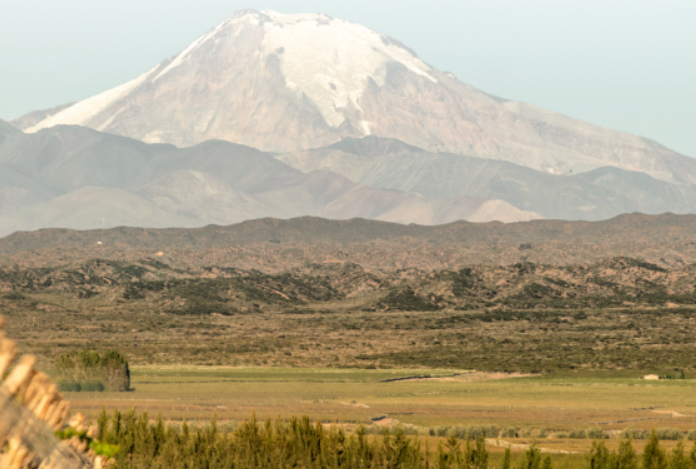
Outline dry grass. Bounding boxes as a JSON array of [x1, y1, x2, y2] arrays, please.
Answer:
[[63, 367, 696, 440]]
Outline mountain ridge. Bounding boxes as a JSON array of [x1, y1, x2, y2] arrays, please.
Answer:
[[277, 136, 696, 220], [16, 9, 696, 185], [2, 212, 695, 254], [0, 124, 538, 236]]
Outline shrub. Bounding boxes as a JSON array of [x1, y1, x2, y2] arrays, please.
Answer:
[[3, 292, 26, 300], [500, 427, 518, 438], [655, 428, 683, 440], [55, 349, 130, 391], [57, 380, 81, 392], [621, 427, 651, 440], [81, 381, 105, 392], [587, 427, 608, 440], [449, 425, 500, 440], [568, 429, 587, 439], [687, 430, 696, 441]]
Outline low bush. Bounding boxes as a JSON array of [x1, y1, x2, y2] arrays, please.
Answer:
[[586, 427, 608, 440], [655, 428, 683, 440], [57, 380, 81, 392], [80, 381, 105, 392], [621, 427, 651, 440]]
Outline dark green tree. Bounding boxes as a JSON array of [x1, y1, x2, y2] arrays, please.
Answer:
[[522, 441, 542, 469], [616, 439, 638, 469], [589, 440, 611, 469], [644, 430, 668, 469], [541, 454, 553, 469], [502, 447, 511, 469], [669, 439, 687, 469]]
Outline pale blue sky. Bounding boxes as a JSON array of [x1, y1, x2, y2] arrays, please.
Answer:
[[2, 0, 694, 157]]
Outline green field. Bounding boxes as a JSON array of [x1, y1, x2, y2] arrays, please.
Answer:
[[64, 366, 696, 454]]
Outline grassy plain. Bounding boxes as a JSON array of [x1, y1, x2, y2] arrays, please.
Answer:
[[62, 366, 696, 456], [5, 222, 696, 463]]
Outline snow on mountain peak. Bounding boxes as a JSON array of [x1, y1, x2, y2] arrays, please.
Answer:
[[26, 9, 436, 136], [258, 10, 436, 131]]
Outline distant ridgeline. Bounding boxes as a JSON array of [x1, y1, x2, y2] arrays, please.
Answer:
[[55, 350, 130, 392]]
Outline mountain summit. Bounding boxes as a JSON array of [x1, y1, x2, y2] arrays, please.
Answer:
[[19, 10, 696, 184]]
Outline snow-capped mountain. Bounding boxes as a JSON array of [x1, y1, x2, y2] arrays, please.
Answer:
[[18, 10, 696, 185]]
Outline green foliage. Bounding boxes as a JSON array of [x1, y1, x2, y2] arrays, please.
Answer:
[[379, 287, 442, 311], [91, 409, 489, 469], [542, 455, 554, 469], [622, 428, 652, 440], [587, 428, 609, 440], [617, 439, 639, 469], [55, 349, 130, 391], [80, 381, 105, 392], [644, 430, 669, 469], [435, 425, 501, 440], [56, 380, 81, 392], [502, 447, 511, 469], [522, 441, 542, 469], [55, 427, 87, 441], [48, 406, 696, 469], [89, 441, 120, 459], [588, 440, 611, 469], [669, 440, 687, 469], [656, 429, 685, 441], [56, 423, 120, 460]]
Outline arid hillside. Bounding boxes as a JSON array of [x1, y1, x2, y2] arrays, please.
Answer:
[[2, 213, 696, 271]]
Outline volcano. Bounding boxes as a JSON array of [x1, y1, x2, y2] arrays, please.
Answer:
[[17, 10, 696, 185]]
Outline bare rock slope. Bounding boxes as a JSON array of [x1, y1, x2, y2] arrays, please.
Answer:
[[18, 10, 696, 184], [278, 136, 696, 221], [0, 124, 539, 237]]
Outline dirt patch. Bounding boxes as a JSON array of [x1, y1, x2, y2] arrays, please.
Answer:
[[652, 410, 688, 418], [487, 439, 580, 454], [372, 417, 399, 427]]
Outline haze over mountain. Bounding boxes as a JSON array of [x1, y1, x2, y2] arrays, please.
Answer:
[[0, 122, 538, 237], [278, 136, 696, 221], [15, 10, 696, 185]]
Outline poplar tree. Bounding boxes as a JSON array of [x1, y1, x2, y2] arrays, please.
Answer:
[[643, 430, 668, 469], [616, 439, 638, 469], [669, 439, 687, 469], [502, 447, 511, 469]]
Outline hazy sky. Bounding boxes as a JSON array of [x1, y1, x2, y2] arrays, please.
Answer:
[[2, 0, 695, 157]]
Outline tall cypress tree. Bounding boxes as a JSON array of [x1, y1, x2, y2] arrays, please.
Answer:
[[502, 447, 511, 469], [589, 440, 611, 469], [669, 439, 687, 469], [643, 430, 668, 469], [522, 441, 542, 469], [617, 439, 638, 469]]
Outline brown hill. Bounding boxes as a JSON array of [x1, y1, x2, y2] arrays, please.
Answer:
[[1, 213, 696, 273], [0, 213, 694, 252]]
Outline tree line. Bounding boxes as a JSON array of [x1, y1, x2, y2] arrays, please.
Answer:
[[85, 409, 696, 469]]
